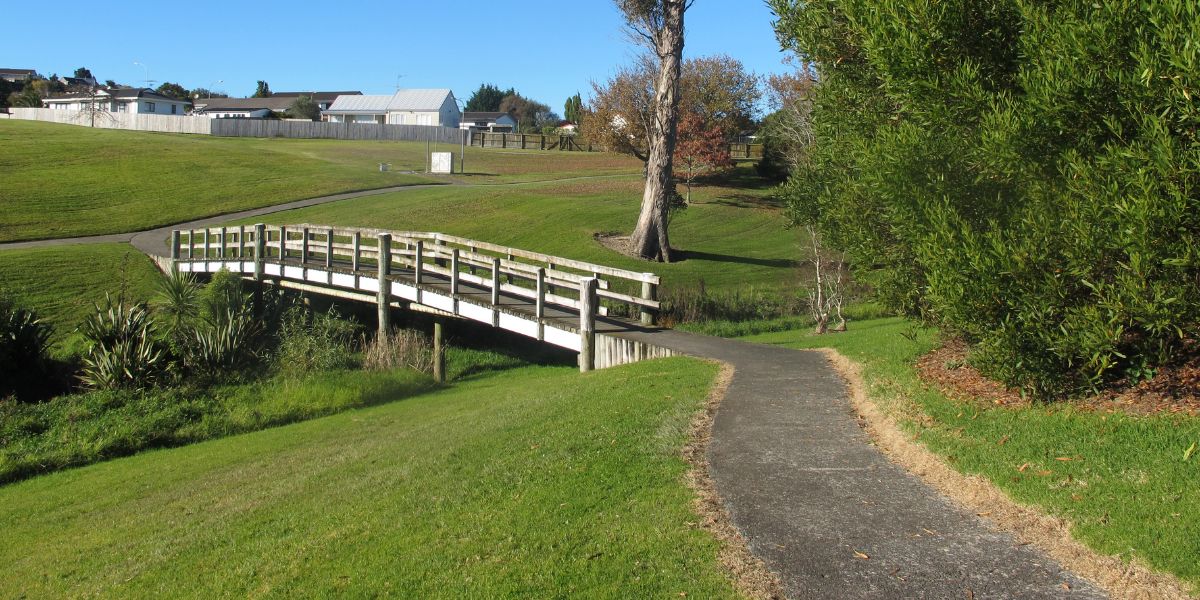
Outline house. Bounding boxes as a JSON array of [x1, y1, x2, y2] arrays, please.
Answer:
[[460, 111, 516, 133], [323, 89, 460, 127], [272, 91, 360, 113], [0, 68, 38, 83], [554, 120, 578, 134], [56, 75, 99, 89], [42, 87, 191, 115], [191, 97, 292, 119]]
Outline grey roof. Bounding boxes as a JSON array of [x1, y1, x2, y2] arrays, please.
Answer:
[[464, 111, 511, 121], [324, 89, 455, 114], [193, 97, 294, 112], [0, 68, 36, 75], [44, 87, 187, 103], [272, 91, 361, 102]]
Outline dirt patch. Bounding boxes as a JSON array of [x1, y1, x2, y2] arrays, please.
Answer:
[[918, 340, 1200, 416], [594, 232, 633, 258], [684, 362, 785, 599], [823, 348, 1195, 600]]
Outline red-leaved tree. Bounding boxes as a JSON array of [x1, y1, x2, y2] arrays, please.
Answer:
[[674, 111, 733, 203]]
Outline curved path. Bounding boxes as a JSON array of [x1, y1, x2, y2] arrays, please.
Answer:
[[2, 176, 1105, 598], [616, 327, 1106, 599]]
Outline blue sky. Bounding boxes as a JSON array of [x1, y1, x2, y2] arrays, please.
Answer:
[[5, 1, 793, 115]]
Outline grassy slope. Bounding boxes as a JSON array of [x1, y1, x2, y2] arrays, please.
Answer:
[[746, 319, 1200, 589], [0, 244, 163, 347], [0, 120, 640, 242], [239, 172, 805, 294], [0, 359, 739, 599]]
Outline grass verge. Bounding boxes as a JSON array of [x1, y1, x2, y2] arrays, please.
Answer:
[[0, 358, 739, 599], [745, 318, 1200, 593], [0, 120, 641, 241]]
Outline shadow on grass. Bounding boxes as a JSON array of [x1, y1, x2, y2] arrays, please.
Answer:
[[675, 249, 800, 269], [705, 193, 786, 210]]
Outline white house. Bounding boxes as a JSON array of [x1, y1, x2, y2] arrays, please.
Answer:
[[323, 89, 460, 127], [42, 87, 190, 115], [0, 68, 38, 83], [460, 111, 517, 133]]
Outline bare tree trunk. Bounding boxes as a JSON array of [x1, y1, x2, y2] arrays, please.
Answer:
[[629, 0, 686, 262]]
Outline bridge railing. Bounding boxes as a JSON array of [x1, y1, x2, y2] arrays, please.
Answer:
[[173, 224, 661, 325]]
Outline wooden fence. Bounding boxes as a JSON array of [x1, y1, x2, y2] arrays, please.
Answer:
[[7, 107, 213, 134], [469, 130, 762, 158], [211, 119, 465, 144]]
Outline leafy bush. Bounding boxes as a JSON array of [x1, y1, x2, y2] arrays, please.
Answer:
[[276, 306, 361, 376], [77, 297, 168, 390], [0, 290, 54, 401], [772, 0, 1200, 397]]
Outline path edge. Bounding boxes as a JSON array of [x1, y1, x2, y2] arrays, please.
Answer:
[[683, 360, 785, 600], [818, 348, 1195, 600]]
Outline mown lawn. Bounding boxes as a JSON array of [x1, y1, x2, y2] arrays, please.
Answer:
[[0, 120, 640, 242], [746, 319, 1200, 590], [0, 244, 163, 348], [239, 170, 805, 296], [0, 358, 739, 599]]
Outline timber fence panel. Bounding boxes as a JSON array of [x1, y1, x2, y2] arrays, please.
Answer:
[[8, 108, 212, 134], [209, 119, 464, 144]]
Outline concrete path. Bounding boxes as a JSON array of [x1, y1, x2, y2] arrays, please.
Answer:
[[615, 327, 1106, 599]]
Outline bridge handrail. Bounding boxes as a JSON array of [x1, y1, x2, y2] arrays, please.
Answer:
[[174, 223, 661, 320]]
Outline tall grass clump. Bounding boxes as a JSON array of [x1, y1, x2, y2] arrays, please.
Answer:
[[365, 329, 434, 374], [773, 0, 1200, 398], [276, 306, 361, 376], [0, 290, 54, 401]]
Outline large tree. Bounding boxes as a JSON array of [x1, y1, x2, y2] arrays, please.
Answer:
[[73, 67, 94, 80], [498, 93, 558, 133], [563, 93, 583, 124], [252, 80, 271, 98], [287, 95, 320, 120], [464, 83, 514, 112], [582, 54, 759, 162], [155, 82, 189, 100], [616, 0, 691, 262], [772, 0, 1200, 397]]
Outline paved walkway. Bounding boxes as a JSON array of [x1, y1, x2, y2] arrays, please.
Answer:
[[615, 328, 1106, 599], [2, 177, 1106, 598]]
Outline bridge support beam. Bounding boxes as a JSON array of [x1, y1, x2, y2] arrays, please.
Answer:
[[579, 277, 598, 373], [377, 233, 392, 337]]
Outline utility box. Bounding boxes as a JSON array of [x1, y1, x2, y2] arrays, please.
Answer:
[[431, 152, 453, 174]]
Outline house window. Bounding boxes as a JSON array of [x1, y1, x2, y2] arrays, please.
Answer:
[[116, 103, 126, 112], [171, 104, 177, 115], [146, 102, 156, 113]]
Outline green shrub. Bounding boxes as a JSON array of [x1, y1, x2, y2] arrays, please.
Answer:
[[77, 297, 168, 390], [772, 0, 1200, 397], [276, 306, 361, 376], [0, 290, 54, 401]]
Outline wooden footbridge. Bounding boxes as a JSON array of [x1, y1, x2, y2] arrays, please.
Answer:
[[169, 223, 675, 372]]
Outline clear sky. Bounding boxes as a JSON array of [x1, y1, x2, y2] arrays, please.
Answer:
[[5, 1, 793, 115]]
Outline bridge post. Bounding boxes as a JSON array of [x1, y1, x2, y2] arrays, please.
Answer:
[[301, 227, 310, 265], [641, 279, 657, 326], [505, 253, 514, 284], [450, 249, 460, 295], [491, 257, 501, 327], [352, 232, 361, 272], [219, 227, 227, 259], [203, 229, 210, 260], [253, 223, 266, 313], [414, 240, 424, 284], [238, 225, 246, 259], [325, 228, 334, 270], [536, 267, 546, 341], [579, 277, 598, 373], [169, 230, 181, 274], [279, 226, 287, 261], [377, 233, 392, 337], [433, 321, 445, 384], [187, 229, 195, 259]]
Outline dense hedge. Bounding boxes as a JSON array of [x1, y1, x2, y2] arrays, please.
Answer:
[[771, 0, 1200, 397]]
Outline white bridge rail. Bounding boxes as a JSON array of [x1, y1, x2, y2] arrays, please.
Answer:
[[170, 223, 669, 371]]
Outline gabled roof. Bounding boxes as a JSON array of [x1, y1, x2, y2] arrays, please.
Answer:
[[272, 91, 361, 103], [464, 111, 512, 121], [193, 97, 294, 112], [43, 87, 187, 103], [324, 89, 455, 114], [0, 68, 36, 75]]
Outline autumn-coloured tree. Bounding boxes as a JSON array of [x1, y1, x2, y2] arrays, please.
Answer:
[[674, 112, 733, 203]]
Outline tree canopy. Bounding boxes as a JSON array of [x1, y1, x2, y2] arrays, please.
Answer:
[[771, 0, 1200, 398], [155, 82, 189, 100], [564, 93, 583, 124], [252, 81, 271, 98], [287, 95, 321, 121], [464, 83, 514, 112], [73, 67, 93, 80]]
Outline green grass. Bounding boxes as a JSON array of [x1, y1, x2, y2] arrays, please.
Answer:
[[237, 170, 806, 296], [0, 358, 738, 599], [746, 319, 1200, 590], [0, 244, 163, 349], [0, 120, 641, 242]]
